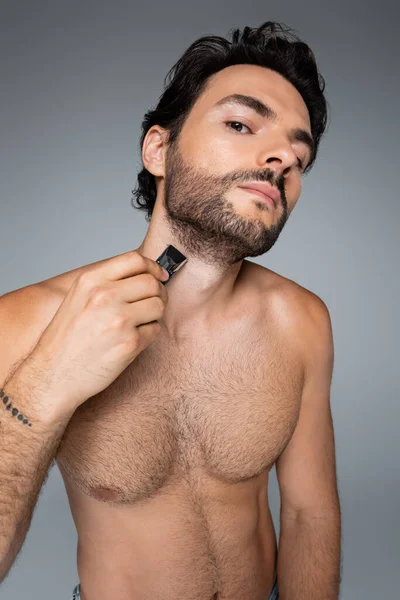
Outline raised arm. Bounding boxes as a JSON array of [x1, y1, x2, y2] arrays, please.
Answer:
[[0, 285, 71, 584]]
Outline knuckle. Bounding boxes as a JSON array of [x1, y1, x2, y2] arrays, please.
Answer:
[[153, 276, 163, 295], [109, 313, 125, 330], [129, 328, 141, 349], [143, 272, 156, 289], [87, 285, 112, 306], [144, 272, 158, 291], [153, 321, 162, 333], [132, 325, 140, 339], [76, 270, 95, 289], [129, 250, 145, 269], [155, 296, 165, 314], [132, 327, 141, 343]]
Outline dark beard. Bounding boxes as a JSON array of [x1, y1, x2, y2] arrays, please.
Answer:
[[163, 141, 289, 267]]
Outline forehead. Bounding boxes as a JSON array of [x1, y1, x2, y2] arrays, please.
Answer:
[[191, 64, 311, 130]]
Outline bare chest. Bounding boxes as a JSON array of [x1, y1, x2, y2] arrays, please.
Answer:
[[55, 316, 304, 504]]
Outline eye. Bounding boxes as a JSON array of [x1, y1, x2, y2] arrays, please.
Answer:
[[225, 121, 253, 134], [297, 157, 305, 172]]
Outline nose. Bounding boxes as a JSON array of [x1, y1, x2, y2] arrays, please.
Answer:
[[257, 135, 299, 176]]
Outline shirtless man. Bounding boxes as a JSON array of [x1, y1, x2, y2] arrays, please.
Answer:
[[0, 21, 341, 600]]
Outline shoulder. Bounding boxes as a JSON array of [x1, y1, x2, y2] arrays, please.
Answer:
[[0, 283, 58, 333], [248, 261, 333, 369], [0, 257, 94, 384], [0, 283, 59, 384], [248, 260, 331, 319]]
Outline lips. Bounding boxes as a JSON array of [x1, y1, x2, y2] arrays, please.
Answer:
[[238, 182, 280, 208]]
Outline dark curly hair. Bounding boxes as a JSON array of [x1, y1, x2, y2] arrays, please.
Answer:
[[131, 21, 328, 222]]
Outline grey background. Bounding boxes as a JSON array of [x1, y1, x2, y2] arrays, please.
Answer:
[[0, 1, 398, 598]]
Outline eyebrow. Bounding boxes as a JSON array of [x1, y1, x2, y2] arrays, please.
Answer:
[[213, 93, 315, 161]]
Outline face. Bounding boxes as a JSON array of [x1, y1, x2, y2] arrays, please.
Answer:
[[160, 65, 313, 266]]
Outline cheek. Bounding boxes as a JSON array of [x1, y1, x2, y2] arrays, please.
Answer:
[[181, 127, 243, 173]]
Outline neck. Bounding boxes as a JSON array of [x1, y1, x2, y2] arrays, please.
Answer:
[[137, 222, 245, 342]]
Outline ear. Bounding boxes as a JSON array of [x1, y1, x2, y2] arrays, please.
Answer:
[[142, 126, 168, 178]]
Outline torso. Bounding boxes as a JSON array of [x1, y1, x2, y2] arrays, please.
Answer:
[[41, 259, 307, 600]]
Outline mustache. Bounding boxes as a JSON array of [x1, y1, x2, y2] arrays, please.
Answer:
[[223, 169, 285, 198]]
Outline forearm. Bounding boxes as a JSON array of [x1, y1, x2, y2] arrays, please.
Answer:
[[0, 362, 72, 583], [277, 509, 342, 600]]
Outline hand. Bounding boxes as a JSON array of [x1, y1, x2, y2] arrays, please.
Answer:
[[26, 249, 170, 419]]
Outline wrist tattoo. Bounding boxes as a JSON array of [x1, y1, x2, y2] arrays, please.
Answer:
[[0, 389, 32, 426]]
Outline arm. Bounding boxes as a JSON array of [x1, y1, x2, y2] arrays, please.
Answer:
[[275, 294, 342, 600], [0, 289, 72, 584]]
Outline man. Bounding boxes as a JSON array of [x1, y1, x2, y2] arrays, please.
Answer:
[[0, 21, 341, 600]]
